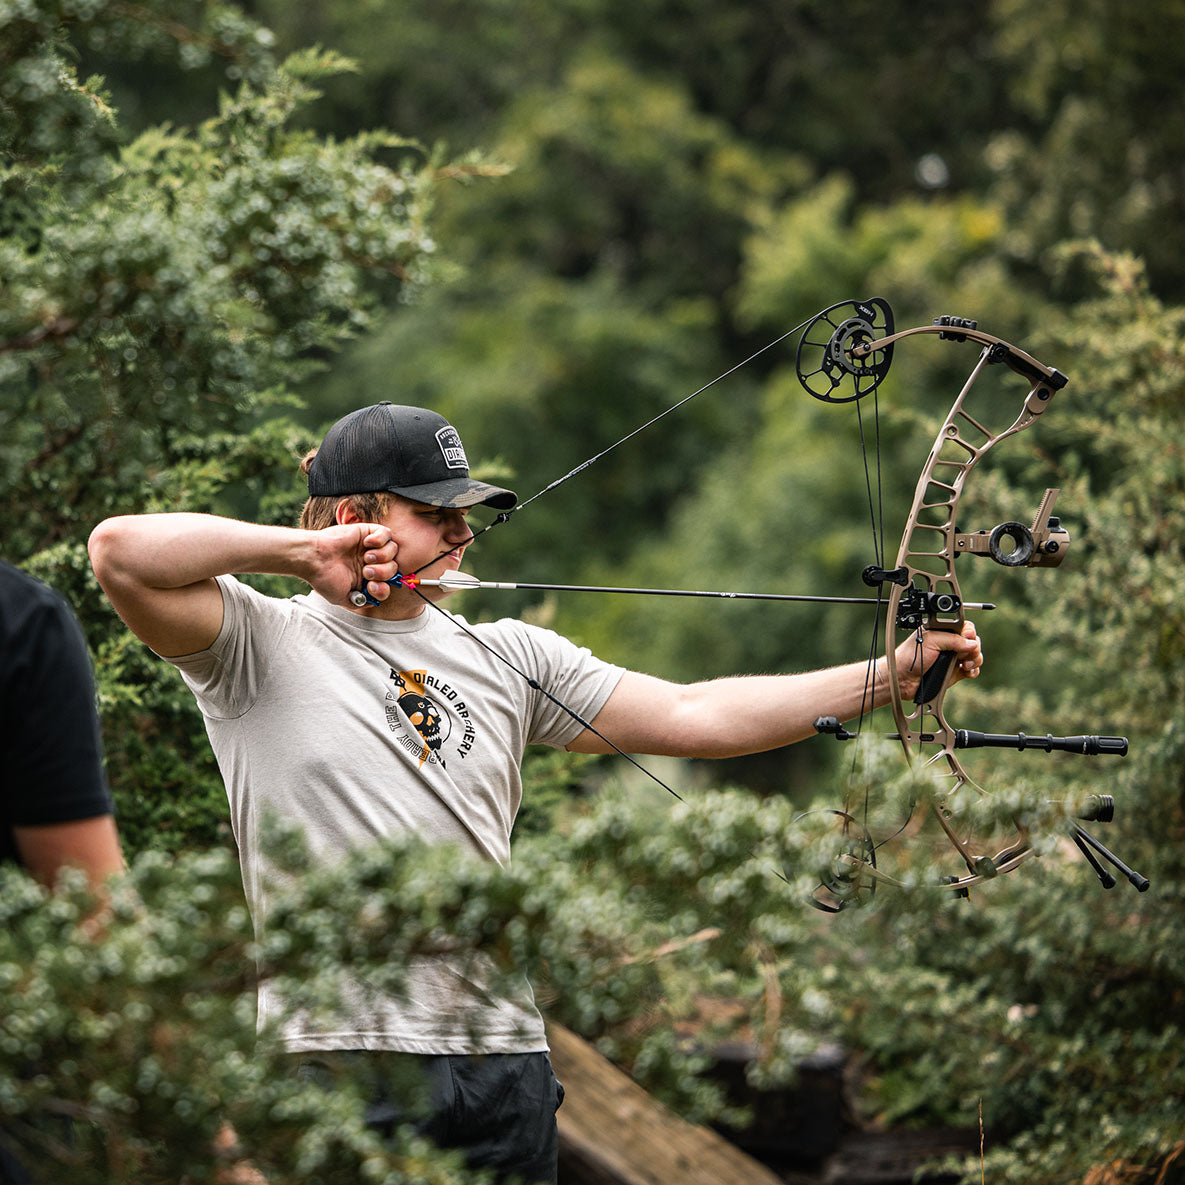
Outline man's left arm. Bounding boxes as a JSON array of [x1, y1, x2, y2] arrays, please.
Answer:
[[568, 624, 982, 758]]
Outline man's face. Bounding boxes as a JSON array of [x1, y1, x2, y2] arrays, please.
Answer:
[[381, 497, 474, 585]]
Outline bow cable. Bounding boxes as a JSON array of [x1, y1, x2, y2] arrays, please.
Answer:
[[404, 583, 683, 801]]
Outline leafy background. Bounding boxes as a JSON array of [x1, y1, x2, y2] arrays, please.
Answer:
[[2, 1, 1183, 1181]]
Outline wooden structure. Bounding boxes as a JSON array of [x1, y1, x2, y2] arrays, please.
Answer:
[[548, 1023, 981, 1185], [547, 1022, 786, 1185]]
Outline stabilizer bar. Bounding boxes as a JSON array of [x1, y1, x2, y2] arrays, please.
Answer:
[[953, 730, 1128, 756]]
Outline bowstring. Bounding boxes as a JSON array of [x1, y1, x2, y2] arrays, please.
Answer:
[[403, 316, 819, 581]]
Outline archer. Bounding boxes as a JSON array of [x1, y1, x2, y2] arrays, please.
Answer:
[[87, 401, 982, 1185]]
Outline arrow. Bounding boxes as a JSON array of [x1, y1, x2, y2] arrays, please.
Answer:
[[401, 569, 998, 609]]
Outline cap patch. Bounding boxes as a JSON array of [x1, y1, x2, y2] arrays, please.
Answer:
[[435, 425, 468, 471]]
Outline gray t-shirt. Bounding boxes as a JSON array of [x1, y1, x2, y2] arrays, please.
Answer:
[[168, 575, 623, 1053]]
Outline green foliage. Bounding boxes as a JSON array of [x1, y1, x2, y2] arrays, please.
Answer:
[[0, 3, 495, 855], [988, 0, 1185, 298], [512, 747, 600, 840], [810, 863, 1185, 1185], [0, 30, 442, 557], [452, 48, 803, 303], [5, 2, 1185, 1183], [0, 781, 934, 1179], [0, 844, 485, 1183]]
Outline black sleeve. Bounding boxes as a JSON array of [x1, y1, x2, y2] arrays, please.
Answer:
[[1, 571, 112, 838]]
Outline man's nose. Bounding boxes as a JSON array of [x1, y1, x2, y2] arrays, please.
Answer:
[[444, 514, 473, 543]]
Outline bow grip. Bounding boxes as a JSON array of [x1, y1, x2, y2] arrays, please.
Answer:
[[914, 648, 955, 705]]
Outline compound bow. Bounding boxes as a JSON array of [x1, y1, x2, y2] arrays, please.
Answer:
[[796, 298, 1144, 907], [353, 296, 1146, 907]]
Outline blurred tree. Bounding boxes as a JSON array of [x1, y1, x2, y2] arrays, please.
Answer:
[[986, 0, 1185, 299], [4, 4, 1184, 1184], [0, 0, 487, 849], [245, 0, 1008, 200]]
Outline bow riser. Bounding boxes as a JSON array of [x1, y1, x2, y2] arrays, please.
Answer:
[[884, 355, 1064, 703], [876, 331, 1069, 891]]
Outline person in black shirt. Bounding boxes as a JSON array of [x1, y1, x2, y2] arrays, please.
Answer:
[[1, 561, 125, 1184], [0, 560, 122, 887]]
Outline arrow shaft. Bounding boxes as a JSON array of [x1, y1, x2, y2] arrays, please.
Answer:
[[414, 575, 994, 609]]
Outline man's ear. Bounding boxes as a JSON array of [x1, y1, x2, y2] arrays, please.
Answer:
[[335, 498, 361, 525]]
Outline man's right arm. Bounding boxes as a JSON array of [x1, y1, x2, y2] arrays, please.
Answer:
[[14, 816, 124, 890], [88, 513, 398, 657]]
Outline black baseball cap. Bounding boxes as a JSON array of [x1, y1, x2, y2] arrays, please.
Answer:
[[306, 403, 517, 510]]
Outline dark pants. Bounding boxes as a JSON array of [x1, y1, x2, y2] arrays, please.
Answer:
[[296, 1051, 564, 1184], [0, 1141, 31, 1185]]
